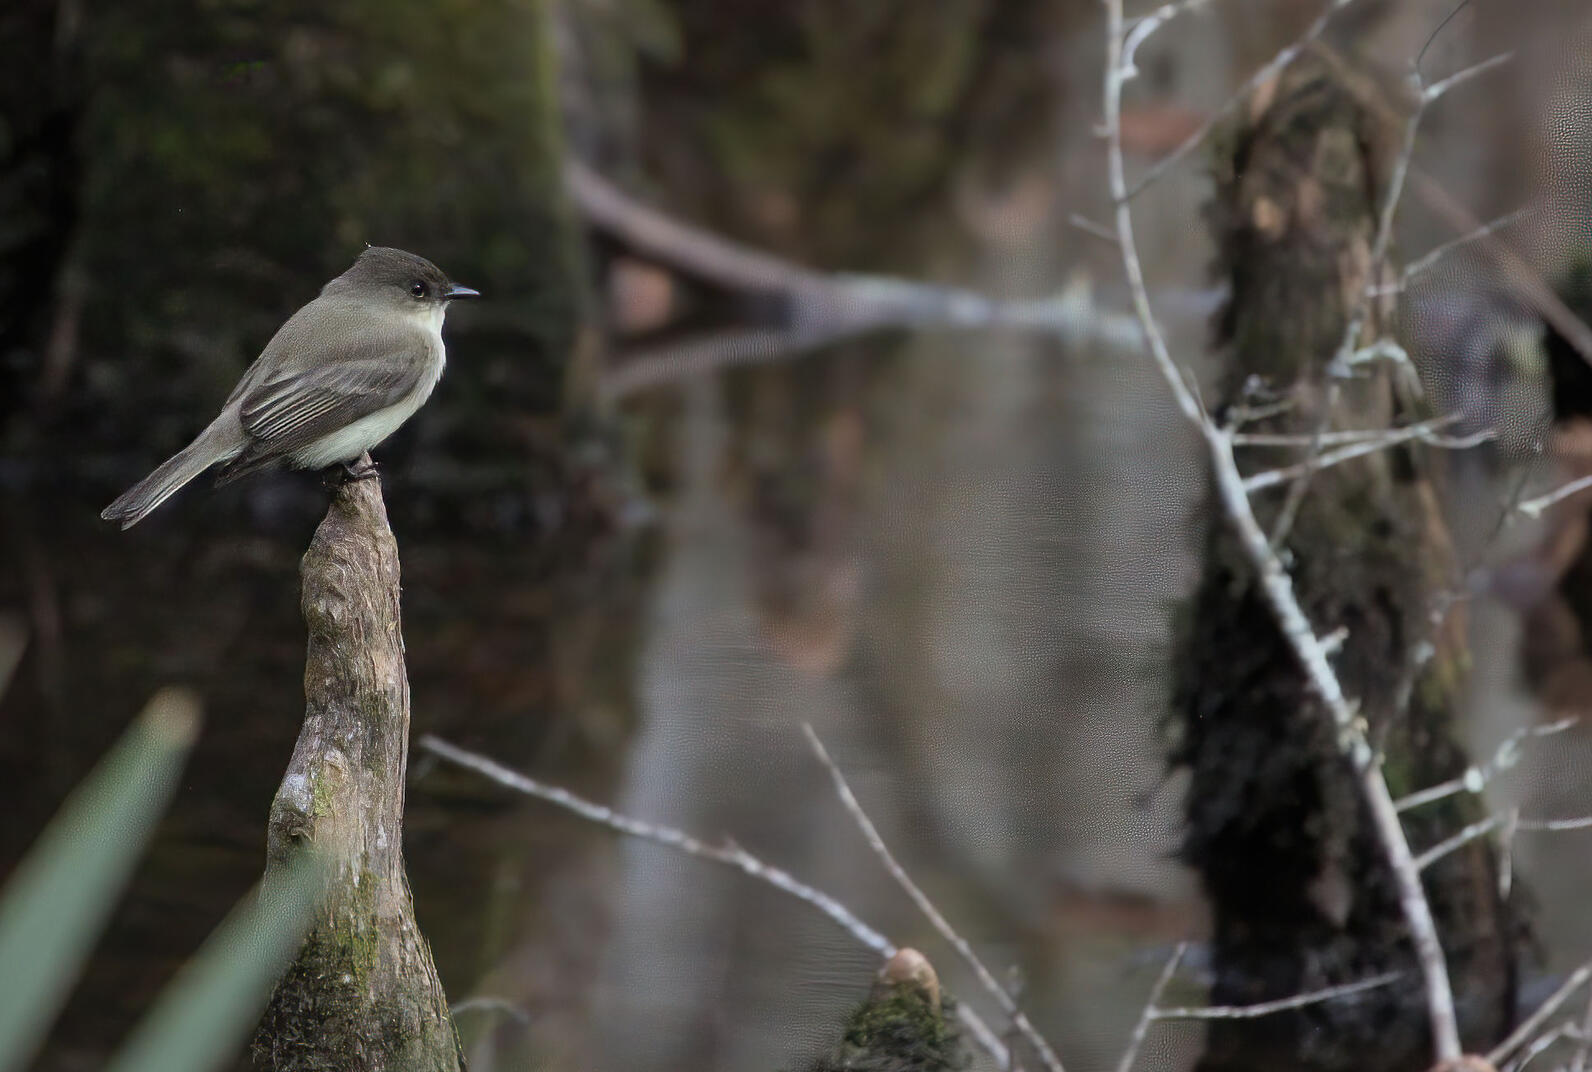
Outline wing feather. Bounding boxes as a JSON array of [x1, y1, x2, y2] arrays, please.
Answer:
[[239, 357, 420, 451]]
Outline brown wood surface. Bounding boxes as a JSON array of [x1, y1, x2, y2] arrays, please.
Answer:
[[252, 460, 463, 1072]]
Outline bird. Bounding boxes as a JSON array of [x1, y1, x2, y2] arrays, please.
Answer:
[[101, 246, 479, 529]]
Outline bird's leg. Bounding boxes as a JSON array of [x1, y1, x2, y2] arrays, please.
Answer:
[[339, 455, 381, 483]]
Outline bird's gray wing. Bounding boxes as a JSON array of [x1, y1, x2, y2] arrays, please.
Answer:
[[213, 355, 424, 484], [239, 357, 420, 448]]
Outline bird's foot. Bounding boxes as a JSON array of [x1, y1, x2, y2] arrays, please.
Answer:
[[338, 456, 381, 483]]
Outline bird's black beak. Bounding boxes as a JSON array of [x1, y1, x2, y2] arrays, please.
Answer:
[[444, 284, 481, 300]]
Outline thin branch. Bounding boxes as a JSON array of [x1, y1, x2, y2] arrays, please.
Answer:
[[803, 725, 1065, 1072], [1102, 1, 1462, 1060], [1234, 427, 1491, 449], [1265, 390, 1338, 549], [1396, 206, 1532, 287], [567, 159, 820, 293], [1571, 982, 1592, 1072], [1113, 947, 1397, 1072], [1242, 417, 1480, 493], [1517, 814, 1592, 833], [601, 326, 844, 401], [1511, 1024, 1584, 1072], [1488, 962, 1592, 1066], [1414, 814, 1504, 871], [1151, 971, 1399, 1020], [1234, 428, 1411, 448], [1114, 944, 1185, 1072], [1395, 717, 1578, 812], [1415, 800, 1592, 872], [1412, 164, 1592, 371], [1498, 807, 1519, 900], [1267, 44, 1425, 550], [1518, 475, 1592, 520], [1121, 0, 1215, 76], [1122, 0, 1360, 201], [419, 735, 890, 951], [1067, 212, 1121, 245], [450, 996, 532, 1024], [1421, 52, 1514, 104], [569, 161, 1144, 399], [1309, 40, 1592, 371], [415, 734, 1012, 1068]]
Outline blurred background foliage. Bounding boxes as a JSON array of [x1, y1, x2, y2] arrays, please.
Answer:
[[0, 687, 326, 1072], [5, 0, 1592, 1069]]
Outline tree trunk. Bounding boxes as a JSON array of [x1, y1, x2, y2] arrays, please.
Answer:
[[252, 461, 463, 1072], [1173, 64, 1519, 1072]]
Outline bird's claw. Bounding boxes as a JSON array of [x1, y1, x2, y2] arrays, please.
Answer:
[[339, 457, 380, 483]]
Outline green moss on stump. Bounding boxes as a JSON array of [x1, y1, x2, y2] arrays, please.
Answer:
[[799, 983, 968, 1072]]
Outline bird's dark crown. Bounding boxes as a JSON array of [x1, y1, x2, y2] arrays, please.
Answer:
[[324, 246, 473, 304]]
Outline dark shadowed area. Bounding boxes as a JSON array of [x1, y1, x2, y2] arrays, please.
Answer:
[[6, 1, 1592, 1070]]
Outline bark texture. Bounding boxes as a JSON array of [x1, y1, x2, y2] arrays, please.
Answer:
[[1173, 65, 1518, 1072], [252, 463, 462, 1072]]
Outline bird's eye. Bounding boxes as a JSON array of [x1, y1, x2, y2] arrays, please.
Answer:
[[409, 280, 427, 298]]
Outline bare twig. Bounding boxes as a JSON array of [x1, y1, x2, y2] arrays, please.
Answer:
[[1421, 52, 1515, 104], [1511, 1024, 1584, 1072], [1309, 40, 1592, 370], [1517, 815, 1592, 833], [566, 159, 820, 293], [1267, 59, 1420, 545], [1566, 981, 1592, 1070], [1414, 813, 1505, 871], [415, 734, 1012, 1068], [1234, 427, 1491, 450], [1121, 0, 1215, 75], [600, 326, 845, 400], [1113, 944, 1397, 1072], [1394, 206, 1532, 289], [1151, 971, 1399, 1020], [1396, 717, 1578, 812], [1235, 428, 1413, 448], [1570, 982, 1592, 1072], [1498, 807, 1520, 900], [1102, 1, 1462, 1059], [1122, 0, 1360, 201], [1488, 962, 1592, 1066], [1518, 475, 1592, 520], [1242, 417, 1484, 492], [568, 160, 1143, 400], [1114, 944, 1186, 1072], [803, 725, 1065, 1072], [1067, 212, 1120, 245], [419, 735, 890, 951], [1278, 42, 1502, 545], [1265, 392, 1337, 549], [450, 996, 532, 1024], [1414, 797, 1592, 876], [1411, 164, 1592, 370]]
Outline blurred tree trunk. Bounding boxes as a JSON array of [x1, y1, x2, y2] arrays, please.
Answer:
[[0, 0, 81, 437], [1172, 64, 1519, 1072], [252, 465, 462, 1072]]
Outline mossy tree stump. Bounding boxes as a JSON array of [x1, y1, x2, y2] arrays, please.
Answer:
[[800, 949, 967, 1072], [1172, 66, 1518, 1072], [252, 461, 462, 1071]]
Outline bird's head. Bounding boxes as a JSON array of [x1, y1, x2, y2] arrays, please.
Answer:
[[326, 247, 480, 314]]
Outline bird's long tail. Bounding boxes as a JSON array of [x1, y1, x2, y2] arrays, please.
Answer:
[[101, 423, 238, 529]]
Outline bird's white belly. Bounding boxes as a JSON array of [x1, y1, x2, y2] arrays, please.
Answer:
[[290, 364, 442, 469]]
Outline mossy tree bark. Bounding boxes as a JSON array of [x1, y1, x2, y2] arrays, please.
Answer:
[[251, 461, 462, 1072], [799, 949, 967, 1072], [1172, 66, 1518, 1072]]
